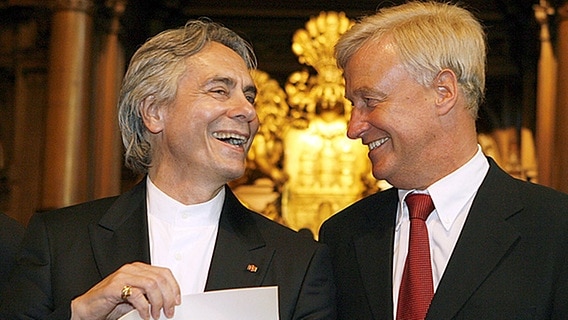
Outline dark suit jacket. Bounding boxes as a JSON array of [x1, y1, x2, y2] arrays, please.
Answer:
[[0, 212, 25, 290], [0, 180, 336, 320], [320, 158, 568, 319]]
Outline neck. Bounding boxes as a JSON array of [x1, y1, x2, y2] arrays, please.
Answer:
[[148, 169, 225, 205]]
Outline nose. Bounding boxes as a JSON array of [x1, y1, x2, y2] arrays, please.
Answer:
[[346, 107, 368, 140], [228, 93, 257, 123]]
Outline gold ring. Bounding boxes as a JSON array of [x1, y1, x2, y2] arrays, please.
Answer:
[[121, 285, 132, 302]]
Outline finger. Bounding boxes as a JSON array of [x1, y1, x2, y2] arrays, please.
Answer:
[[138, 281, 165, 320], [113, 263, 180, 319], [155, 267, 181, 313], [124, 287, 151, 320], [128, 263, 180, 298], [134, 265, 180, 318]]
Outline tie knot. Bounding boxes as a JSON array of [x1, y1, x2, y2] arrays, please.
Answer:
[[405, 193, 434, 221]]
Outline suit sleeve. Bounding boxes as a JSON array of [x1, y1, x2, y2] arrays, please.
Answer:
[[553, 236, 568, 318], [0, 213, 72, 319], [291, 244, 337, 319]]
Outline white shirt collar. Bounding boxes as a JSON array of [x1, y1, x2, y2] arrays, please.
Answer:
[[146, 176, 224, 226], [397, 146, 489, 230]]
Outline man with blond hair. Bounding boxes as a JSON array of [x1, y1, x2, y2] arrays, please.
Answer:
[[320, 2, 568, 319]]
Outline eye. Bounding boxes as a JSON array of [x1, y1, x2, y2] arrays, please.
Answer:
[[245, 93, 256, 104], [363, 97, 382, 108], [211, 88, 228, 96], [350, 97, 368, 109]]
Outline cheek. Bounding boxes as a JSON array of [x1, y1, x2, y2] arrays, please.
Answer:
[[251, 119, 260, 135]]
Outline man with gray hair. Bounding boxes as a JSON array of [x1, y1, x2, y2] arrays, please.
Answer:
[[1, 19, 336, 320], [320, 1, 568, 319]]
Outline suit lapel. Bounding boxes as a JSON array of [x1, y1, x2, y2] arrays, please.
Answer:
[[89, 180, 151, 278], [427, 159, 522, 319], [205, 186, 274, 290], [354, 189, 398, 320], [88, 182, 271, 288]]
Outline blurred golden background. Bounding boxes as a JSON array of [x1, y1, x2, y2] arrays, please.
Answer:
[[1, 0, 567, 236]]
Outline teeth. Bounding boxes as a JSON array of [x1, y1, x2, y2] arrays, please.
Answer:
[[212, 132, 248, 146], [368, 137, 390, 151]]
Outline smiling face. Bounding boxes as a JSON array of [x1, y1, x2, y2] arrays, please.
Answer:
[[344, 38, 446, 189], [143, 41, 258, 197]]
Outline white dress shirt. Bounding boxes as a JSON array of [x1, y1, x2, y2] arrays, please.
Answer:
[[146, 177, 224, 295], [392, 146, 489, 317]]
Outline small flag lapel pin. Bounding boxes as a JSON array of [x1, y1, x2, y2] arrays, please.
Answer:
[[246, 264, 258, 273]]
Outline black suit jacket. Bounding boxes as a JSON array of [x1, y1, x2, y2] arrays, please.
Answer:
[[320, 158, 568, 319], [0, 212, 25, 290], [0, 180, 336, 319]]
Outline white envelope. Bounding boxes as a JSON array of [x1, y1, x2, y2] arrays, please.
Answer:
[[118, 286, 279, 320]]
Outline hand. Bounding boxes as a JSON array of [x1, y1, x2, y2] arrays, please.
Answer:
[[70, 262, 181, 320]]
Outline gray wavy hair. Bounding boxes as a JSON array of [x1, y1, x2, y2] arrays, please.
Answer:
[[335, 1, 486, 118], [118, 19, 257, 174]]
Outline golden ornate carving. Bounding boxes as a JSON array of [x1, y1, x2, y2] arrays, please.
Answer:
[[283, 13, 378, 237], [233, 12, 376, 237], [286, 11, 353, 122], [247, 69, 289, 188]]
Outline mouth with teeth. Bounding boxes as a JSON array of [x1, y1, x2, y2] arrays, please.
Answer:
[[212, 131, 249, 147], [368, 137, 390, 151]]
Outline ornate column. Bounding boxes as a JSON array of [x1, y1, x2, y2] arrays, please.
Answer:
[[534, 0, 557, 187], [41, 0, 94, 210], [552, 2, 568, 193], [92, 0, 126, 199]]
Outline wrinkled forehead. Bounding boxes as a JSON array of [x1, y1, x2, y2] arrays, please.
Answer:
[[185, 42, 254, 80]]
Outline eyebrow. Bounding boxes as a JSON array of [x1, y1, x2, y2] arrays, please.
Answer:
[[244, 84, 257, 97], [207, 76, 257, 96], [207, 76, 235, 88], [351, 87, 387, 100]]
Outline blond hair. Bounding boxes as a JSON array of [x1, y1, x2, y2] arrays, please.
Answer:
[[335, 1, 486, 117]]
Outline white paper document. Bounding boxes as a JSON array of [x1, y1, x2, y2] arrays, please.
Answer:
[[118, 286, 279, 320]]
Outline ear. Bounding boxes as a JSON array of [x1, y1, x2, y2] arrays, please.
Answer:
[[140, 95, 165, 134], [433, 69, 458, 116]]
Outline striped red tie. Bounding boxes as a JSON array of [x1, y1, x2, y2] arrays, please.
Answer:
[[397, 193, 435, 320]]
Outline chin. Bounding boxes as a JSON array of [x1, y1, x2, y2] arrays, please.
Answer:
[[371, 167, 390, 182], [224, 168, 246, 182]]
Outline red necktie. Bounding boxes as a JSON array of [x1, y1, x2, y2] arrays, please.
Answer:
[[397, 193, 435, 320]]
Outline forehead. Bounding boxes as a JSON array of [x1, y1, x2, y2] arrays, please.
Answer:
[[343, 39, 404, 97], [346, 37, 399, 75], [184, 41, 252, 82]]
